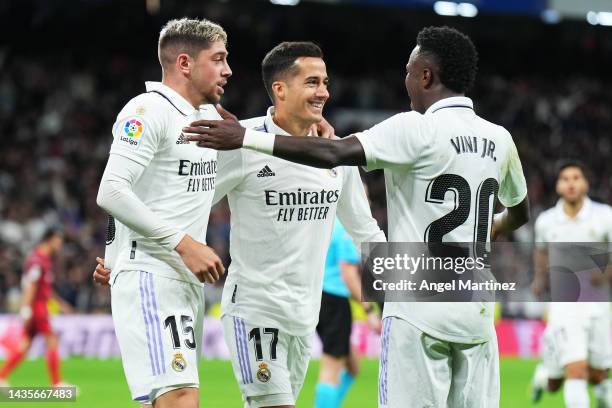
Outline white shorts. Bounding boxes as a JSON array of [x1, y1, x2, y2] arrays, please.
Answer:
[[221, 315, 312, 408], [111, 270, 205, 404], [378, 317, 499, 408], [543, 311, 612, 378]]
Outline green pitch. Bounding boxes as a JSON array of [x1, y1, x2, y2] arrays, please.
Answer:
[[1, 357, 575, 407]]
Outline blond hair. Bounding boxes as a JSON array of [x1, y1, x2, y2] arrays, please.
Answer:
[[158, 18, 227, 67]]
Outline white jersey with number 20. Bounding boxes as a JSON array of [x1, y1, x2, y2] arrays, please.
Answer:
[[356, 96, 527, 344]]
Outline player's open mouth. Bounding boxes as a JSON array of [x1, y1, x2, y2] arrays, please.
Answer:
[[308, 101, 324, 111]]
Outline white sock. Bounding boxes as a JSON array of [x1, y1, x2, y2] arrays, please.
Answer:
[[532, 363, 549, 390], [594, 379, 612, 408], [564, 379, 589, 408]]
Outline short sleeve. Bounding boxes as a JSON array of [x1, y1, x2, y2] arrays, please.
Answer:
[[109, 100, 165, 166], [354, 112, 426, 171], [498, 133, 528, 208]]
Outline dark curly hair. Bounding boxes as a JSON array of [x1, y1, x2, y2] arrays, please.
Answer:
[[416, 26, 478, 94], [262, 41, 323, 102]]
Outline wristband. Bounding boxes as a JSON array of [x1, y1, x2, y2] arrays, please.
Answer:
[[20, 306, 32, 320], [243, 129, 275, 155]]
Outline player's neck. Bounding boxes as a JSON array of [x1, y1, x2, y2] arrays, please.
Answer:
[[562, 197, 585, 218], [423, 90, 464, 112], [271, 111, 310, 137], [162, 77, 202, 109]]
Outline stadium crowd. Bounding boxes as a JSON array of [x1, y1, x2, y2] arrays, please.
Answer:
[[1, 3, 611, 316]]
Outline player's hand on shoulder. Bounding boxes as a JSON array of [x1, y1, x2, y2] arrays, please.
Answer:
[[175, 235, 226, 283], [93, 257, 111, 287], [183, 104, 245, 151]]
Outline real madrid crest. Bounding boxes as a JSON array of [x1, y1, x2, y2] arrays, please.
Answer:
[[172, 353, 187, 372], [256, 362, 271, 383], [328, 168, 338, 178]]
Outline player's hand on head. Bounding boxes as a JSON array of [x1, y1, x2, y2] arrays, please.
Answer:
[[183, 104, 245, 151], [93, 257, 111, 286], [175, 235, 226, 283]]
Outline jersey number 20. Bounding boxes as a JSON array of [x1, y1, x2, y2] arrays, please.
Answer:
[[424, 174, 499, 260]]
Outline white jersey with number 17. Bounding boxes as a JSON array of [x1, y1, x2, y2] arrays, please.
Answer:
[[355, 96, 527, 344], [213, 108, 386, 336]]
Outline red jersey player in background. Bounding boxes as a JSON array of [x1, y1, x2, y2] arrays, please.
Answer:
[[0, 228, 73, 387]]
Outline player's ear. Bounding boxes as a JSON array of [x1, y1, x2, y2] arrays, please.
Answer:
[[422, 68, 434, 89], [176, 53, 191, 75], [272, 81, 286, 101], [555, 179, 562, 196]]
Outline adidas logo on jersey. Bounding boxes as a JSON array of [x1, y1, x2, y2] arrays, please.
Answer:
[[257, 165, 275, 178], [176, 133, 190, 145]]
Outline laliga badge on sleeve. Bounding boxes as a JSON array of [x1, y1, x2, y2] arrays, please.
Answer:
[[119, 118, 144, 149]]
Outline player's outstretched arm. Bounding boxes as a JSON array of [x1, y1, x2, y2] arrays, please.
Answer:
[[184, 105, 367, 169], [271, 134, 366, 169]]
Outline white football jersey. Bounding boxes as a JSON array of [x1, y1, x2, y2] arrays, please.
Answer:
[[535, 198, 612, 320], [355, 96, 527, 344], [108, 82, 221, 284], [214, 107, 385, 336]]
